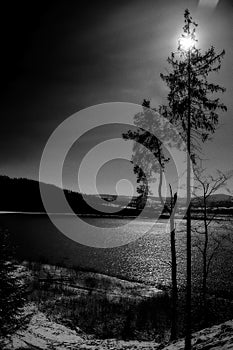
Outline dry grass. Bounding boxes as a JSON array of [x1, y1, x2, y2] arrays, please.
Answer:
[[27, 262, 171, 341]]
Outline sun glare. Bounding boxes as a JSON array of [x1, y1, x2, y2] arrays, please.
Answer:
[[179, 36, 195, 51]]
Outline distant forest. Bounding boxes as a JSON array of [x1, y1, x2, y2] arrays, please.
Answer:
[[0, 176, 146, 216], [0, 175, 232, 217]]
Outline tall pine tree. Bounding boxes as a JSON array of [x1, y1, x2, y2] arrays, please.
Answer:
[[160, 9, 226, 349], [161, 9, 226, 152]]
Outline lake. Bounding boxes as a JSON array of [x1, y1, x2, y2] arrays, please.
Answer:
[[0, 213, 232, 292]]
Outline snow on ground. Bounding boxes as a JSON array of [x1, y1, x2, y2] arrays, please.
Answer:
[[6, 307, 161, 349], [163, 320, 233, 350], [79, 339, 161, 349], [4, 303, 233, 349], [10, 310, 84, 349]]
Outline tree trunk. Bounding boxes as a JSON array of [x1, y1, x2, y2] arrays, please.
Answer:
[[202, 257, 207, 326], [185, 45, 192, 350], [170, 214, 178, 340], [202, 201, 208, 326]]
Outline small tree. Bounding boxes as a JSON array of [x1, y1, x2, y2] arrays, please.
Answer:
[[123, 100, 179, 340], [160, 9, 227, 348], [192, 169, 233, 326], [0, 228, 29, 345]]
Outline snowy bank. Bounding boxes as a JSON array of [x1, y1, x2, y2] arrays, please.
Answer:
[[6, 306, 233, 349]]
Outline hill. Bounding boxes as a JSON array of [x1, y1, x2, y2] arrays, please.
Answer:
[[0, 175, 232, 218], [192, 193, 233, 207], [0, 175, 145, 216]]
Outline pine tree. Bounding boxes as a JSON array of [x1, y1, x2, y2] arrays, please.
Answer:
[[0, 228, 29, 344], [160, 9, 227, 349]]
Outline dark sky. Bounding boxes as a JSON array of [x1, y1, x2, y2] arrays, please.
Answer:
[[1, 0, 233, 195]]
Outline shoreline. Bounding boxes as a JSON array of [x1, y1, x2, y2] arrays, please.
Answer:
[[0, 211, 231, 221]]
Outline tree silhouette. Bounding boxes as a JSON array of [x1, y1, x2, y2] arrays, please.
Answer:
[[123, 100, 179, 340], [192, 169, 232, 327], [161, 9, 227, 349]]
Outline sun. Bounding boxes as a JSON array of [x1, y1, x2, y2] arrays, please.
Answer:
[[179, 36, 195, 51]]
